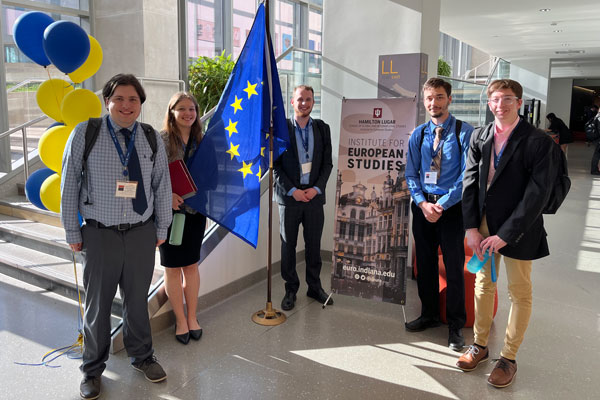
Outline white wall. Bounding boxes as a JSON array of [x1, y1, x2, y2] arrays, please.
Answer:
[[509, 58, 551, 126], [547, 78, 574, 126], [320, 0, 440, 252]]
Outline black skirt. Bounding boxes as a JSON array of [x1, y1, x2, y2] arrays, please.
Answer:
[[159, 211, 207, 268]]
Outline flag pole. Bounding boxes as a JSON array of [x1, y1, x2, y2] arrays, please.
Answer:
[[252, 0, 286, 326]]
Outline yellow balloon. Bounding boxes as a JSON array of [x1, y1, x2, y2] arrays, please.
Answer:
[[40, 173, 62, 213], [68, 35, 103, 84], [39, 125, 73, 173], [36, 79, 74, 122], [61, 89, 102, 127]]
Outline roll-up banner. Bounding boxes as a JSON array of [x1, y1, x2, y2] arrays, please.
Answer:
[[331, 97, 417, 305]]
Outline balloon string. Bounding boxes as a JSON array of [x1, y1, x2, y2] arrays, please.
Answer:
[[45, 68, 63, 119]]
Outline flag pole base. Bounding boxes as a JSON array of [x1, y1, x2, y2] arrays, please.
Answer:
[[252, 302, 286, 326]]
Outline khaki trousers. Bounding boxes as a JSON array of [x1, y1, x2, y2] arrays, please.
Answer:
[[473, 217, 532, 360]]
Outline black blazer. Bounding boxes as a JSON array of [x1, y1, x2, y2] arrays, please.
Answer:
[[273, 118, 333, 206], [462, 118, 554, 260]]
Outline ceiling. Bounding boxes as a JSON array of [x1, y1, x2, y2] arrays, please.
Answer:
[[439, 0, 600, 80]]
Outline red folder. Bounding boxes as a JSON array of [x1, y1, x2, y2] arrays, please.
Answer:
[[168, 159, 198, 199]]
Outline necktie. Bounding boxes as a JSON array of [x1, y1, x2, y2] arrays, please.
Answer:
[[432, 126, 443, 176], [121, 128, 148, 215]]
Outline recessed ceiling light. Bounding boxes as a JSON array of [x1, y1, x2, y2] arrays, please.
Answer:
[[539, 8, 551, 12], [561, 43, 570, 47], [553, 29, 563, 33], [550, 22, 558, 26]]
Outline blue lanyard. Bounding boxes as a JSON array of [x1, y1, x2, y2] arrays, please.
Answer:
[[296, 124, 309, 154], [106, 118, 138, 175], [493, 136, 511, 169]]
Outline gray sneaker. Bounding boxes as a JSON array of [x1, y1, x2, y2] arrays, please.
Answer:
[[131, 355, 167, 382]]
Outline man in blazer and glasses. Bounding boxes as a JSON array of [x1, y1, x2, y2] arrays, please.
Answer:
[[457, 79, 555, 388]]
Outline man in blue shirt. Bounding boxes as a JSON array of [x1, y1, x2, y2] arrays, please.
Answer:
[[274, 85, 333, 311], [405, 78, 474, 351], [61, 74, 172, 399]]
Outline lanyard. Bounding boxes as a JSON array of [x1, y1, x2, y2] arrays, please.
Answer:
[[296, 124, 310, 153], [106, 117, 138, 175], [181, 136, 194, 163]]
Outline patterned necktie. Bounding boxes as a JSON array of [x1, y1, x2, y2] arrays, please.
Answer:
[[121, 128, 148, 215], [432, 126, 444, 176]]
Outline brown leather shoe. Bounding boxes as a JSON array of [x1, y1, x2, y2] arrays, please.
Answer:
[[488, 357, 517, 388], [456, 344, 489, 371]]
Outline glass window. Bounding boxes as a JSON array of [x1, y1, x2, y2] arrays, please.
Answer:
[[232, 0, 255, 59], [307, 7, 321, 74], [187, 0, 221, 59], [274, 0, 295, 70]]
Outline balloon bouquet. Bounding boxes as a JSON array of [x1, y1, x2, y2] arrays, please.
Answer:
[[14, 11, 103, 214]]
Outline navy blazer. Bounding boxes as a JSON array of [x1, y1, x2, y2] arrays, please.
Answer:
[[462, 118, 554, 260], [273, 118, 333, 206]]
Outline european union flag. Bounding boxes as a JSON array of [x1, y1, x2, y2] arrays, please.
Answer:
[[186, 3, 289, 248]]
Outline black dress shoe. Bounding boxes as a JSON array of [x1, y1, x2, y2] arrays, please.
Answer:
[[175, 325, 190, 345], [307, 288, 334, 305], [190, 328, 203, 341], [448, 328, 465, 352], [281, 291, 296, 311], [405, 316, 441, 332], [80, 376, 101, 399]]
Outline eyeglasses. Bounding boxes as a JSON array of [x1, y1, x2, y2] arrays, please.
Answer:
[[488, 96, 519, 105]]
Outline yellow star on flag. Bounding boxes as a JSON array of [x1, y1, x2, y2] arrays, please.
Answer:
[[230, 96, 243, 114], [225, 119, 238, 137], [260, 147, 265, 157], [256, 165, 262, 180], [243, 81, 258, 99], [226, 142, 240, 160], [238, 161, 253, 178]]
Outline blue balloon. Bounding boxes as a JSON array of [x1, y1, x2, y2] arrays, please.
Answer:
[[25, 168, 55, 210], [43, 21, 90, 74], [12, 11, 54, 67], [47, 121, 65, 130]]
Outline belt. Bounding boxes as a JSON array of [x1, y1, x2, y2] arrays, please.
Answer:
[[424, 192, 445, 202], [85, 216, 153, 231]]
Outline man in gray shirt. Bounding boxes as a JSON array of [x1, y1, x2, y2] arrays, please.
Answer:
[[61, 74, 172, 399]]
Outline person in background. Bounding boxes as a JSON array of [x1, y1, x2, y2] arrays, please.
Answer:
[[545, 113, 572, 153], [159, 92, 208, 345]]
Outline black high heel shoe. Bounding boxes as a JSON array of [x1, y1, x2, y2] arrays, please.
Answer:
[[190, 321, 203, 341], [175, 325, 190, 345]]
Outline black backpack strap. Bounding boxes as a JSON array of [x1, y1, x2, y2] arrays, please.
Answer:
[[455, 119, 462, 154], [418, 119, 462, 153], [139, 122, 157, 161], [418, 125, 427, 149], [82, 118, 103, 205]]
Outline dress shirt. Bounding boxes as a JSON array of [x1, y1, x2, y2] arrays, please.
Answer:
[[61, 115, 172, 243], [287, 118, 322, 196], [405, 114, 474, 209]]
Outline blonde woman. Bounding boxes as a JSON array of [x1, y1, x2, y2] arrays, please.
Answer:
[[159, 92, 206, 345]]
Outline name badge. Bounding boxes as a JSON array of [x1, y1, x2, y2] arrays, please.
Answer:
[[424, 171, 438, 184], [301, 162, 312, 175], [115, 181, 138, 198]]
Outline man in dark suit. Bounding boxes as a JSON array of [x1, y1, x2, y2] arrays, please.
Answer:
[[457, 79, 555, 388], [274, 85, 333, 311]]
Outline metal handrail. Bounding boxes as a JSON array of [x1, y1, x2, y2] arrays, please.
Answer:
[[6, 78, 46, 93], [1, 76, 185, 182], [275, 45, 322, 63]]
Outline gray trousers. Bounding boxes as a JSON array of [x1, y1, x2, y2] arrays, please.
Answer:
[[80, 220, 156, 377]]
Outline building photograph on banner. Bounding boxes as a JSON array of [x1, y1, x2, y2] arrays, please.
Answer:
[[332, 97, 417, 305]]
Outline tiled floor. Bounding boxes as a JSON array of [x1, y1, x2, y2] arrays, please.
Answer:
[[1, 143, 599, 400]]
